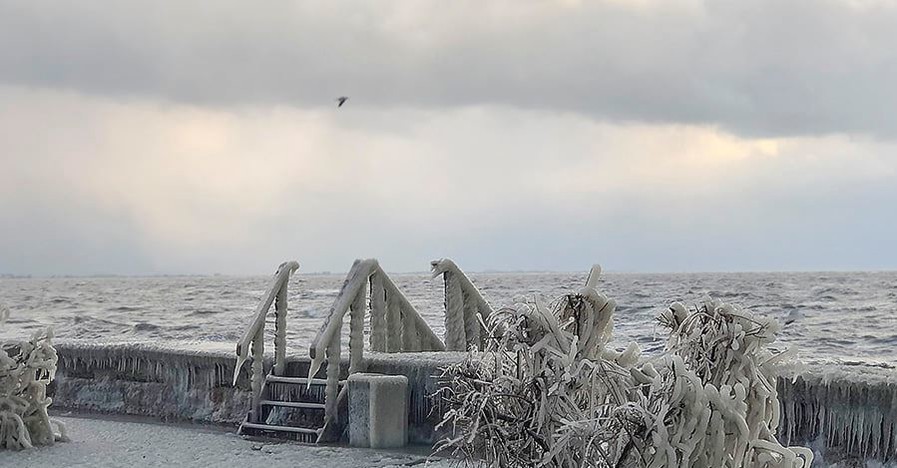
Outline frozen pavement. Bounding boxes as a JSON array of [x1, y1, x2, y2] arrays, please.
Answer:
[[0, 415, 455, 467]]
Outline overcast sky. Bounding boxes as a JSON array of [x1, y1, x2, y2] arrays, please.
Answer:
[[2, 0, 897, 275]]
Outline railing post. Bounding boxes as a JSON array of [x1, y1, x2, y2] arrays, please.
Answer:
[[369, 273, 387, 352], [274, 279, 288, 376], [443, 271, 467, 351], [250, 327, 264, 423], [348, 279, 367, 374], [401, 304, 420, 351], [463, 289, 481, 350], [233, 260, 298, 386], [386, 288, 402, 352], [324, 334, 341, 423]]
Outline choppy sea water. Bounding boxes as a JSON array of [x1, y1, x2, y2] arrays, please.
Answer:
[[1, 271, 895, 371]]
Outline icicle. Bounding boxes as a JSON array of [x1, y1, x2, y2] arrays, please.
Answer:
[[443, 271, 466, 351], [462, 288, 481, 350], [369, 273, 387, 352], [0, 306, 67, 450], [402, 304, 421, 352], [274, 279, 288, 376], [249, 327, 264, 423], [385, 286, 402, 353], [324, 333, 341, 423], [432, 258, 493, 350], [348, 282, 366, 373]]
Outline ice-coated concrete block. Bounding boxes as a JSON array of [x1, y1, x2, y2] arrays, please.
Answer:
[[348, 373, 408, 448]]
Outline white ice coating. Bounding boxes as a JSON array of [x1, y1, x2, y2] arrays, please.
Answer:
[[233, 260, 298, 385], [441, 270, 466, 351], [777, 364, 897, 462], [437, 267, 825, 467], [306, 259, 447, 430], [0, 306, 68, 450], [431, 258, 494, 351], [385, 281, 403, 353], [274, 279, 288, 377], [52, 341, 253, 425], [369, 273, 387, 352], [348, 279, 366, 374], [38, 344, 897, 463]]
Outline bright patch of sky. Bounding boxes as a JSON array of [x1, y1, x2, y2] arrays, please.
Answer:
[[2, 1, 896, 275]]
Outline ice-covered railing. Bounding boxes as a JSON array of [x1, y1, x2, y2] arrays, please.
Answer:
[[233, 260, 299, 423], [308, 259, 445, 425], [430, 258, 494, 351]]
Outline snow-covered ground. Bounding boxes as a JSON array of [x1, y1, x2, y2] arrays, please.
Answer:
[[0, 415, 454, 467]]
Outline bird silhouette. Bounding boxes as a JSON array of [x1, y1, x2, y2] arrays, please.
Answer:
[[336, 96, 349, 108]]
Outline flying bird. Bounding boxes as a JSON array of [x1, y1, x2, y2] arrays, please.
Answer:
[[336, 96, 349, 108]]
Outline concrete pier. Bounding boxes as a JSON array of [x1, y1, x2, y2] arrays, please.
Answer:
[[48, 342, 896, 462]]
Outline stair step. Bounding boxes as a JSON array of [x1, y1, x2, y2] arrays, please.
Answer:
[[266, 375, 346, 386], [259, 400, 326, 410], [241, 422, 320, 435]]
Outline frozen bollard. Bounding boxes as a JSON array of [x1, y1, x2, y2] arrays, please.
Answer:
[[348, 373, 408, 449]]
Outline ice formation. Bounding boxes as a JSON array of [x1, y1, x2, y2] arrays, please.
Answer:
[[0, 303, 68, 450], [436, 267, 813, 467], [54, 342, 251, 424], [0, 257, 885, 463], [431, 258, 494, 351], [305, 259, 446, 430], [776, 364, 897, 463]]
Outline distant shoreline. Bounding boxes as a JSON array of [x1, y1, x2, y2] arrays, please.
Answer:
[[4, 269, 897, 279]]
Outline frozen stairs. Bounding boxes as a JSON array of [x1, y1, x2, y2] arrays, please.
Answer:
[[238, 361, 348, 443]]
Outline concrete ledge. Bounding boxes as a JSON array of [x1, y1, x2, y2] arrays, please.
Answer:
[[46, 343, 896, 462], [348, 373, 408, 449], [48, 344, 463, 445]]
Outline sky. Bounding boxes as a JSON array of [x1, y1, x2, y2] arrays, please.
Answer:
[[2, 0, 897, 275]]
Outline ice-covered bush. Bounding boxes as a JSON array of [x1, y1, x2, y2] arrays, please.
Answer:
[[0, 302, 68, 450], [436, 274, 812, 467]]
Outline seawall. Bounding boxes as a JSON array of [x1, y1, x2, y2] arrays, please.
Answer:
[[778, 366, 897, 463], [50, 343, 896, 461], [50, 343, 463, 445]]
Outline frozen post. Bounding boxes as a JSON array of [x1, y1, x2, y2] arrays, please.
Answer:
[[274, 279, 288, 376], [349, 281, 367, 374], [369, 273, 387, 352], [347, 373, 408, 449]]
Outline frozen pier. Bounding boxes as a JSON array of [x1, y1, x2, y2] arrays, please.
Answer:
[[48, 344, 897, 463]]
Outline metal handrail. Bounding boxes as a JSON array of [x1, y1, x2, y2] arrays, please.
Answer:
[[308, 258, 446, 428], [232, 260, 299, 423], [431, 258, 494, 351], [231, 258, 487, 437]]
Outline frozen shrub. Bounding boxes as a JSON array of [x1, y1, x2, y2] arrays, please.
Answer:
[[436, 273, 811, 467], [0, 302, 68, 450]]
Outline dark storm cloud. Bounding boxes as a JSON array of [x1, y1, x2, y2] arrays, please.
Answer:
[[2, 0, 897, 139]]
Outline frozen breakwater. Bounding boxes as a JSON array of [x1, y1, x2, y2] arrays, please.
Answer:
[[45, 342, 896, 463], [778, 366, 897, 464], [52, 342, 252, 424], [50, 342, 464, 444]]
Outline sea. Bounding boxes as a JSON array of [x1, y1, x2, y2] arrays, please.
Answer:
[[1, 271, 896, 371]]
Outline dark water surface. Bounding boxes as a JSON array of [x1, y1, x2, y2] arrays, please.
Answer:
[[1, 271, 895, 370]]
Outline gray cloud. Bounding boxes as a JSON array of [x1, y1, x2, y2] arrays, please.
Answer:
[[3, 1, 897, 138], [2, 86, 896, 275]]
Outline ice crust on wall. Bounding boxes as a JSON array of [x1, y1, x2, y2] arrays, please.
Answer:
[[365, 351, 468, 444], [777, 365, 897, 463], [53, 342, 255, 424], [46, 341, 897, 463], [49, 342, 460, 444]]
